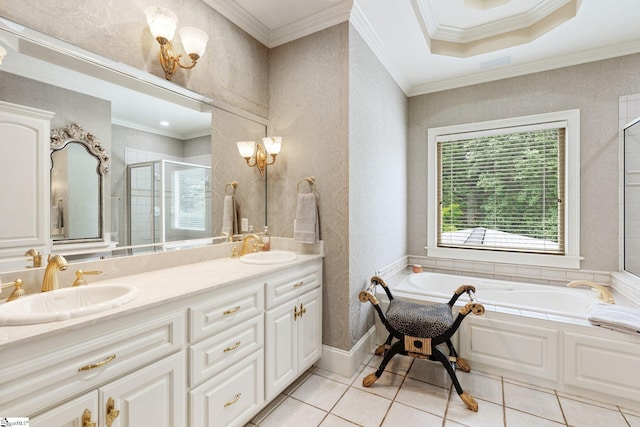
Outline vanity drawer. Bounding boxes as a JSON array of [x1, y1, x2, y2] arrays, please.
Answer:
[[190, 349, 264, 427], [265, 261, 322, 309], [189, 314, 264, 387], [0, 308, 185, 417], [189, 281, 263, 342]]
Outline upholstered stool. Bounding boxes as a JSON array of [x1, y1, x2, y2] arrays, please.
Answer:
[[359, 275, 484, 411]]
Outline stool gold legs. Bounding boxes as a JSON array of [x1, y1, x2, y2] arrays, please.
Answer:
[[363, 373, 378, 387], [460, 391, 478, 412]]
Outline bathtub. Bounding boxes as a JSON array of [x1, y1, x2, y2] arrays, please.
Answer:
[[393, 272, 600, 318], [373, 270, 640, 408]]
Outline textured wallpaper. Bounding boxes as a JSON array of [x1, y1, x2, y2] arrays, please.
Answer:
[[0, 0, 270, 118], [408, 54, 640, 273]]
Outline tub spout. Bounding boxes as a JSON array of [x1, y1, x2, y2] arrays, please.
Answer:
[[567, 280, 615, 304]]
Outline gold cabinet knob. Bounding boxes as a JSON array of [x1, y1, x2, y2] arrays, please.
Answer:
[[82, 408, 96, 427], [106, 397, 120, 427]]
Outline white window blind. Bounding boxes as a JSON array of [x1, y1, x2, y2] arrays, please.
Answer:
[[173, 167, 207, 231], [437, 123, 566, 255]]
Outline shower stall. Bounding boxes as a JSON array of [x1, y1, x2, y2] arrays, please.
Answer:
[[127, 160, 211, 247]]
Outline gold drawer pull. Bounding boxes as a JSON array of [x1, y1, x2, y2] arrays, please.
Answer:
[[82, 409, 96, 427], [293, 281, 304, 288], [106, 397, 120, 427], [224, 393, 242, 407], [78, 354, 116, 372], [223, 305, 241, 315], [224, 341, 242, 352]]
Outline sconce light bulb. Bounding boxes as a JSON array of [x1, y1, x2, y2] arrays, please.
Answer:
[[145, 6, 178, 42]]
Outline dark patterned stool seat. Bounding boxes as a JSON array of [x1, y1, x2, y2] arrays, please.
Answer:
[[386, 300, 454, 338], [359, 276, 485, 412]]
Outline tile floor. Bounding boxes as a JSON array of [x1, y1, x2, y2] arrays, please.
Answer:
[[247, 353, 640, 427]]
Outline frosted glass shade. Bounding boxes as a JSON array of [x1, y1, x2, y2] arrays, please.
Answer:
[[145, 6, 178, 41], [0, 46, 6, 65], [262, 137, 282, 155], [179, 27, 208, 58], [237, 141, 256, 158]]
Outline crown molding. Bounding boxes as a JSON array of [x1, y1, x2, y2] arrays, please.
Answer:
[[407, 39, 640, 97], [350, 1, 412, 95], [201, 0, 271, 46], [270, 1, 352, 48]]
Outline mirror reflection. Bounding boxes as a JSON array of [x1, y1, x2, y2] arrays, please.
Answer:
[[0, 18, 267, 273]]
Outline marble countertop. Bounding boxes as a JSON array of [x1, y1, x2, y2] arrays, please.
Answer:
[[0, 250, 323, 350]]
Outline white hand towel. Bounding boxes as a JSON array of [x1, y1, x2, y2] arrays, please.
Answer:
[[587, 303, 640, 334], [294, 193, 319, 243], [222, 194, 238, 235]]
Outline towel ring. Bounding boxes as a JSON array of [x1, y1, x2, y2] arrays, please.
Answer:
[[297, 176, 316, 194], [225, 181, 238, 196]]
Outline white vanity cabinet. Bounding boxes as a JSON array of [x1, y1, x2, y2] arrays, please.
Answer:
[[265, 260, 323, 400], [0, 305, 186, 425], [0, 101, 54, 258], [30, 353, 185, 427], [188, 281, 265, 427]]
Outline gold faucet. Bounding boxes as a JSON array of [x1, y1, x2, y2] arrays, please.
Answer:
[[240, 234, 264, 255], [24, 249, 42, 268], [72, 269, 103, 287], [1, 278, 25, 302], [567, 280, 615, 304], [41, 255, 68, 292]]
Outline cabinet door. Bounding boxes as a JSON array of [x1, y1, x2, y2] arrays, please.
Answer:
[[0, 101, 53, 256], [265, 300, 297, 400], [99, 352, 185, 427], [298, 287, 323, 371], [30, 392, 98, 427]]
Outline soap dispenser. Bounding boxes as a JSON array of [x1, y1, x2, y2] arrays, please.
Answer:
[[262, 226, 270, 251]]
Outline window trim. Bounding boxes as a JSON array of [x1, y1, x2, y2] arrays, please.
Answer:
[[426, 110, 582, 269]]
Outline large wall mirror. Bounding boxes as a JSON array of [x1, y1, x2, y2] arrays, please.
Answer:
[[624, 116, 640, 276], [0, 17, 268, 273]]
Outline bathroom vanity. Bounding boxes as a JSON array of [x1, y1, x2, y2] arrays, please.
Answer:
[[0, 252, 323, 427]]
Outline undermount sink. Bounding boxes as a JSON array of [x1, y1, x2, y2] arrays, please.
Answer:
[[239, 250, 298, 265], [0, 284, 138, 326]]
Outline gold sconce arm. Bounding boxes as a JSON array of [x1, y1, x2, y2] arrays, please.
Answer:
[[156, 38, 200, 80]]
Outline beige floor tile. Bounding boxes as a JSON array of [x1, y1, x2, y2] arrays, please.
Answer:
[[257, 396, 327, 427], [505, 408, 565, 427], [283, 369, 315, 395], [456, 371, 503, 405], [291, 374, 349, 411], [331, 387, 392, 427], [353, 369, 405, 400], [625, 412, 640, 427], [444, 421, 467, 427], [555, 390, 618, 411], [250, 394, 287, 425], [315, 366, 363, 386], [367, 352, 414, 376], [503, 382, 564, 423], [395, 377, 450, 417], [319, 414, 360, 426], [559, 396, 629, 427], [381, 401, 444, 426], [407, 358, 452, 388], [446, 396, 504, 427]]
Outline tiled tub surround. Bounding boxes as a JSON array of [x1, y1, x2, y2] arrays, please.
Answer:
[[0, 240, 323, 426], [372, 269, 640, 411]]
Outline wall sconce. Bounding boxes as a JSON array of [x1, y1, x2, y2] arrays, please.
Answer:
[[237, 137, 282, 175], [145, 6, 208, 80], [0, 45, 7, 65]]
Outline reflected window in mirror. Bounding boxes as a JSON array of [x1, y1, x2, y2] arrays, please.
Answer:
[[50, 124, 110, 244]]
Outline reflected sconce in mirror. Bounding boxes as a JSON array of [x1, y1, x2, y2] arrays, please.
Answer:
[[237, 137, 282, 175], [145, 6, 208, 80], [0, 45, 7, 64]]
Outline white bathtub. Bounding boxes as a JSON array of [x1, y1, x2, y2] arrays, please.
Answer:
[[393, 272, 601, 318], [376, 270, 640, 408]]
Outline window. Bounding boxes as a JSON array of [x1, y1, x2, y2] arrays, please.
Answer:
[[427, 110, 581, 269], [172, 167, 208, 231]]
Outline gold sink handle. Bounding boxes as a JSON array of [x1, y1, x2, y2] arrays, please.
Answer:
[[73, 269, 104, 287], [1, 278, 25, 302]]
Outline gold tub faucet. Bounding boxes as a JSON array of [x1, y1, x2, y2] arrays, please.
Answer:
[[567, 280, 615, 304], [41, 254, 68, 292]]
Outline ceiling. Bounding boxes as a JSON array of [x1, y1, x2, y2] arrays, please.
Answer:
[[205, 0, 640, 96]]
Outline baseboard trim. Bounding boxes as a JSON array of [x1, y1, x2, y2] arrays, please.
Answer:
[[315, 326, 377, 378]]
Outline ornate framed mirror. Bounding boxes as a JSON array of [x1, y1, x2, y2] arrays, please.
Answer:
[[50, 123, 110, 244]]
